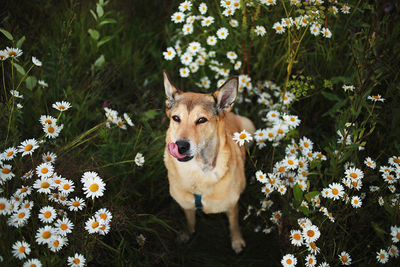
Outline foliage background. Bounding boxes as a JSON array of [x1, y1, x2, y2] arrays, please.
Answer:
[[1, 0, 400, 266]]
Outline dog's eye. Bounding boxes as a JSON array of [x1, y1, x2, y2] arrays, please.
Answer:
[[172, 115, 180, 122], [196, 117, 208, 125]]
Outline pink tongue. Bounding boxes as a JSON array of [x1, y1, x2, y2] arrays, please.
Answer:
[[168, 142, 186, 159]]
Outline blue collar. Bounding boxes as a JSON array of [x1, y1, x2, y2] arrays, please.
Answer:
[[194, 194, 202, 210]]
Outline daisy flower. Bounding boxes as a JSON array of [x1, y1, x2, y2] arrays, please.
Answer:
[[0, 49, 9, 60], [40, 115, 57, 126], [199, 3, 207, 14], [185, 15, 196, 24], [378, 196, 384, 206], [341, 4, 351, 14], [23, 258, 42, 267], [307, 241, 320, 255], [331, 5, 339, 15], [339, 251, 352, 265], [95, 208, 113, 223], [85, 216, 101, 234], [389, 156, 400, 166], [38, 80, 48, 87], [304, 254, 316, 267], [302, 224, 321, 243], [233, 130, 253, 146], [376, 249, 389, 264], [82, 175, 106, 199], [41, 152, 57, 164], [364, 157, 376, 169], [137, 234, 146, 246], [163, 47, 176, 60], [36, 162, 54, 178], [222, 8, 235, 17], [43, 123, 63, 138], [255, 170, 267, 183], [345, 167, 364, 180], [52, 101, 71, 111], [59, 179, 75, 195], [18, 138, 39, 157], [116, 117, 127, 130], [230, 19, 239, 27], [5, 47, 23, 58], [182, 23, 193, 35], [33, 177, 53, 194], [328, 183, 344, 200], [16, 185, 32, 198], [216, 27, 229, 40], [21, 200, 34, 210], [179, 67, 190, 78], [201, 16, 214, 27], [309, 23, 321, 36], [48, 235, 68, 252], [290, 229, 303, 246], [10, 209, 31, 227], [234, 61, 241, 70], [180, 52, 193, 65], [281, 254, 297, 267], [321, 27, 332, 38], [206, 36, 217, 46], [391, 225, 400, 243], [283, 156, 298, 170], [179, 0, 192, 12], [283, 114, 301, 129], [10, 90, 23, 99], [226, 51, 237, 61], [36, 225, 56, 245], [200, 76, 211, 89], [254, 25, 266, 36], [171, 12, 185, 23], [68, 197, 86, 211], [278, 184, 287, 195], [0, 198, 11, 215], [189, 62, 199, 73], [388, 244, 399, 258], [12, 240, 31, 260], [135, 152, 145, 166], [67, 253, 86, 267], [0, 164, 14, 182], [32, 56, 42, 66], [272, 22, 285, 34], [38, 206, 57, 224]]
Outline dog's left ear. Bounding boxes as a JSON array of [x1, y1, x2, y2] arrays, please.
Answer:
[[213, 77, 238, 113], [163, 71, 180, 109]]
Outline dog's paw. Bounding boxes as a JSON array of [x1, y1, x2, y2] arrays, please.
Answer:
[[177, 231, 191, 243], [231, 237, 246, 254]]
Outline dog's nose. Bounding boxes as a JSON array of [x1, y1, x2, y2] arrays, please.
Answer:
[[176, 140, 190, 154]]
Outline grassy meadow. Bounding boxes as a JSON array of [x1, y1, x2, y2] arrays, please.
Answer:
[[1, 0, 400, 266]]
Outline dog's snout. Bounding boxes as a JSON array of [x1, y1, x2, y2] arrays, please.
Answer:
[[176, 140, 190, 154]]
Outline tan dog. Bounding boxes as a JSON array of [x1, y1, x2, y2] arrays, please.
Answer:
[[163, 71, 255, 253]]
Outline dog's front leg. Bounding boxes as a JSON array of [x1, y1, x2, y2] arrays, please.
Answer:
[[227, 203, 246, 253], [177, 208, 196, 243]]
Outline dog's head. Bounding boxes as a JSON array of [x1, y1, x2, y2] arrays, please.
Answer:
[[163, 71, 238, 163]]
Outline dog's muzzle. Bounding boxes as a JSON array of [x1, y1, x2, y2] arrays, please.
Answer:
[[167, 140, 194, 162]]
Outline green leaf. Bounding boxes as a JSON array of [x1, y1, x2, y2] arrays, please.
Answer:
[[25, 76, 37, 90], [0, 28, 13, 40], [299, 206, 309, 216], [96, 3, 104, 18], [97, 36, 112, 47], [321, 91, 341, 102], [90, 9, 98, 21], [293, 183, 303, 209], [99, 18, 117, 26], [94, 54, 105, 68], [16, 36, 26, 48], [88, 29, 100, 40], [305, 191, 320, 202], [13, 63, 26, 75]]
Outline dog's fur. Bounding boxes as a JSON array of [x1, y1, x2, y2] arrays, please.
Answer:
[[163, 71, 255, 253]]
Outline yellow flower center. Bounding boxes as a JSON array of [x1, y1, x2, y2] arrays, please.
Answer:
[[48, 127, 55, 133], [41, 182, 50, 188], [90, 184, 99, 192], [92, 221, 99, 228], [53, 240, 59, 247], [397, 233, 400, 239], [310, 242, 317, 249], [2, 168, 11, 174], [44, 211, 52, 218], [307, 230, 315, 237], [7, 151, 13, 157], [279, 167, 285, 173], [21, 187, 28, 193], [354, 199, 359, 204], [59, 105, 66, 110], [286, 259, 292, 264], [394, 158, 400, 163], [73, 258, 80, 264], [45, 119, 52, 124], [239, 133, 247, 139], [19, 246, 26, 253], [24, 203, 31, 208], [0, 203, 5, 210], [25, 144, 33, 151], [332, 188, 339, 195], [63, 184, 70, 190], [288, 160, 294, 165], [9, 51, 17, 57], [60, 224, 68, 230], [42, 231, 51, 239], [278, 129, 284, 134], [342, 256, 348, 262], [350, 173, 357, 178], [41, 168, 49, 174], [100, 213, 107, 220], [307, 152, 313, 157], [293, 233, 301, 240], [268, 133, 274, 138]]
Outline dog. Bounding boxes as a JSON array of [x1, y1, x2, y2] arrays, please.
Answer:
[[163, 71, 255, 253]]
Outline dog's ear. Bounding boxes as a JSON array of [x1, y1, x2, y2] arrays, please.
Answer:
[[213, 77, 238, 113], [163, 71, 180, 109]]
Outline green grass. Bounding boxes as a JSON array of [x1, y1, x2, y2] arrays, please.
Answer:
[[1, 0, 400, 266]]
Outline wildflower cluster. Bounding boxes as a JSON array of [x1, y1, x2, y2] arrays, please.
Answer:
[[164, 0, 352, 90]]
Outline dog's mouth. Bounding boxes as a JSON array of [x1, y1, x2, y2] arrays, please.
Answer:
[[167, 142, 193, 162]]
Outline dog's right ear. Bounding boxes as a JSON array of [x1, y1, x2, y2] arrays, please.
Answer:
[[163, 71, 180, 109]]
